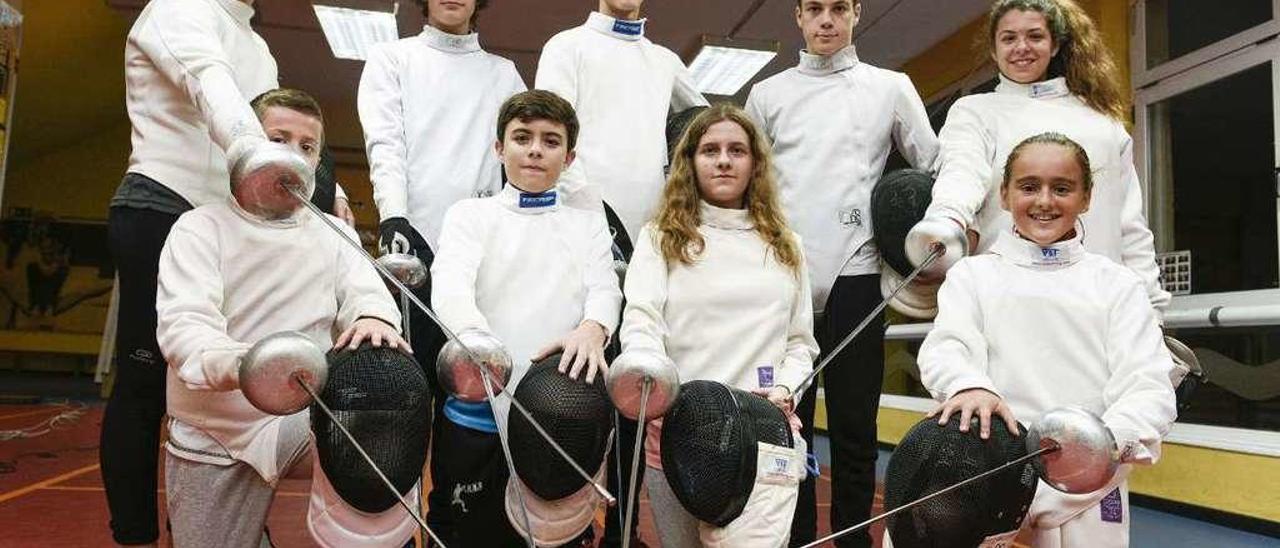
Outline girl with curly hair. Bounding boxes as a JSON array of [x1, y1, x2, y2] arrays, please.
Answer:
[[619, 104, 819, 547], [925, 0, 1170, 313]]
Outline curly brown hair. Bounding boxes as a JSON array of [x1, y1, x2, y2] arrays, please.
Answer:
[[984, 0, 1128, 120], [653, 104, 802, 274]]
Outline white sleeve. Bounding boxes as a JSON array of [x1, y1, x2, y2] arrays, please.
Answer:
[[155, 217, 251, 391], [744, 86, 771, 140], [133, 0, 268, 150], [926, 99, 996, 227], [619, 226, 669, 356], [357, 44, 410, 222], [534, 35, 579, 105], [1102, 277, 1178, 464], [581, 214, 623, 336], [333, 221, 401, 335], [670, 56, 709, 111], [778, 240, 819, 396], [917, 261, 1000, 400], [430, 203, 492, 334], [1117, 136, 1172, 314], [334, 183, 348, 202], [893, 73, 940, 174]]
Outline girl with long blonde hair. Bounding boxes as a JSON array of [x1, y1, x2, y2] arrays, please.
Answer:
[[925, 0, 1170, 312], [618, 104, 819, 547]]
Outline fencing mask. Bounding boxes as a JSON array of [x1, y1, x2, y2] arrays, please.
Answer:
[[310, 342, 432, 514], [872, 169, 944, 319], [884, 415, 1038, 548], [504, 353, 613, 545], [667, 107, 709, 164], [660, 380, 800, 529]]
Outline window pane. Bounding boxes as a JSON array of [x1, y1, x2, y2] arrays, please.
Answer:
[[1146, 0, 1272, 68], [1147, 63, 1278, 293], [1170, 326, 1280, 432]]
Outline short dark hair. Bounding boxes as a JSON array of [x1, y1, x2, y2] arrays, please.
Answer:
[[496, 90, 579, 150], [250, 88, 325, 144], [418, 0, 489, 30]]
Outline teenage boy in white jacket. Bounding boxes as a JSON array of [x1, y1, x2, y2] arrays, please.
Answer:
[[101, 1, 281, 544], [430, 90, 622, 546], [357, 1, 525, 538], [535, 4, 705, 542], [156, 89, 411, 548], [918, 133, 1176, 548], [744, 1, 938, 544], [535, 0, 708, 239]]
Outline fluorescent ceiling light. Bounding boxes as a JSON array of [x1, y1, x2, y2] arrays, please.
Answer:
[[688, 37, 778, 96], [313, 4, 399, 61]]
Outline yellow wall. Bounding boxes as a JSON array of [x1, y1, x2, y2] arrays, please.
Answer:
[[861, 0, 1279, 523]]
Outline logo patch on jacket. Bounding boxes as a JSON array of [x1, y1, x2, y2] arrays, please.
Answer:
[[757, 366, 775, 388], [1100, 488, 1123, 523], [518, 191, 557, 209], [612, 19, 643, 36]]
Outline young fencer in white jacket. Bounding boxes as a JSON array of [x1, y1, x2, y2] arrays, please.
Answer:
[[156, 89, 413, 548], [534, 0, 708, 240], [925, 0, 1170, 312], [620, 105, 819, 548], [917, 133, 1177, 548], [429, 90, 623, 545]]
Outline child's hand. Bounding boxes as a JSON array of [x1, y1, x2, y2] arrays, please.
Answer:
[[753, 386, 801, 433], [927, 388, 1019, 440], [334, 317, 412, 353], [753, 386, 794, 414], [532, 320, 609, 384]]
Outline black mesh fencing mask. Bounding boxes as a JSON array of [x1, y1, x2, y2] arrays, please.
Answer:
[[310, 342, 431, 514], [666, 106, 709, 164], [872, 169, 936, 278], [884, 415, 1038, 548], [507, 353, 613, 501], [660, 380, 794, 527]]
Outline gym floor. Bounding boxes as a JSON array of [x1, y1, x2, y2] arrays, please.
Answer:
[[0, 387, 1275, 546]]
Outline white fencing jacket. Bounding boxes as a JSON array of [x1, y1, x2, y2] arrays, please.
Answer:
[[125, 0, 277, 207], [746, 45, 939, 311], [359, 25, 526, 249], [928, 75, 1171, 311], [918, 227, 1176, 459], [157, 200, 400, 483], [620, 203, 819, 469], [431, 185, 623, 424], [535, 12, 708, 238]]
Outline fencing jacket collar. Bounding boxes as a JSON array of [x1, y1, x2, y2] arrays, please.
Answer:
[[996, 74, 1071, 100], [797, 44, 859, 76], [991, 224, 1086, 269], [499, 183, 560, 214], [700, 201, 754, 231], [419, 23, 481, 53], [585, 11, 646, 41]]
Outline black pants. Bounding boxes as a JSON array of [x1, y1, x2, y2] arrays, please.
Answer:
[[99, 205, 186, 545], [790, 275, 885, 548]]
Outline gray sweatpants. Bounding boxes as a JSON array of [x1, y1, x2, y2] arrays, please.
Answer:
[[644, 466, 702, 548], [165, 414, 312, 548]]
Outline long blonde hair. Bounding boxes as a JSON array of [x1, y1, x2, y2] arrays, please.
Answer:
[[653, 104, 802, 274], [985, 0, 1129, 120]]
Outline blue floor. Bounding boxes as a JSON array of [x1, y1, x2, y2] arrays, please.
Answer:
[[811, 435, 1277, 547]]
